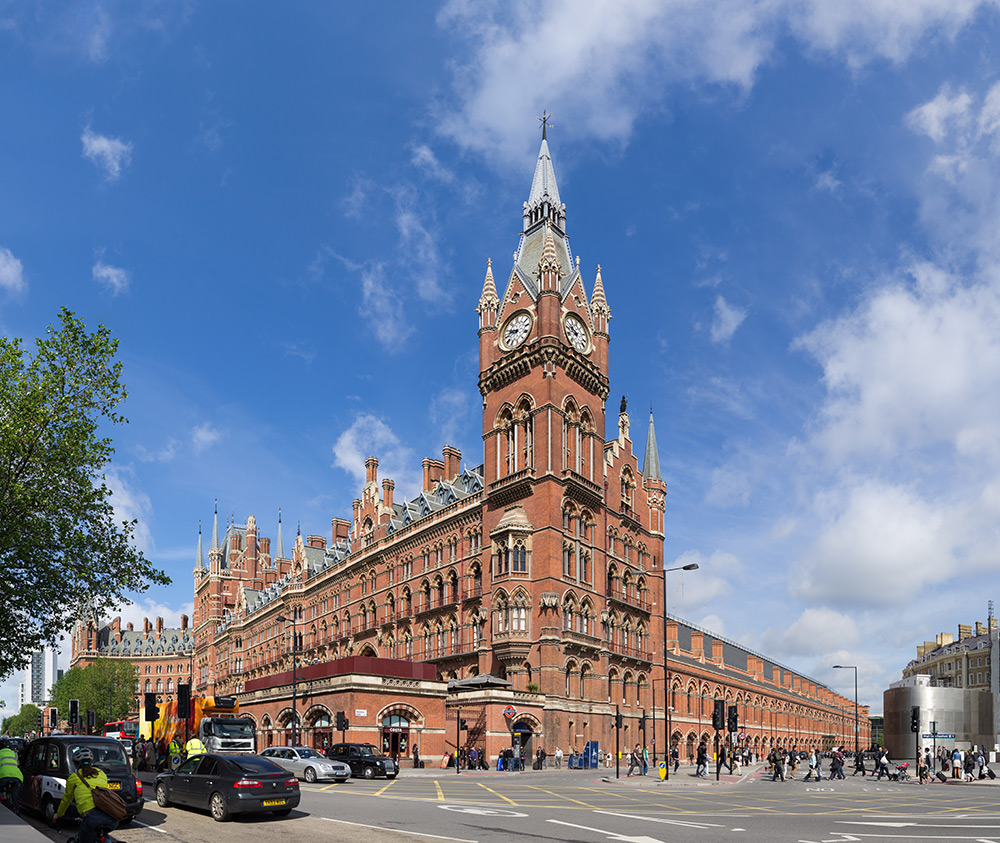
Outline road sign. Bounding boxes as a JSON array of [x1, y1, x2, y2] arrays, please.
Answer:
[[923, 733, 955, 739], [502, 705, 517, 718], [658, 761, 666, 781]]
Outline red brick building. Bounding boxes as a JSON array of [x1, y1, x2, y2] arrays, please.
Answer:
[[74, 135, 868, 763]]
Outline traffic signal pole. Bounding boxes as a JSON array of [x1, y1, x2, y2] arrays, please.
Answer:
[[615, 704, 621, 780]]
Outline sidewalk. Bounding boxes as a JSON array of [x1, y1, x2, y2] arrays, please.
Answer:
[[0, 806, 51, 843]]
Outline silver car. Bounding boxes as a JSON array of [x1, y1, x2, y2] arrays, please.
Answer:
[[260, 746, 350, 783]]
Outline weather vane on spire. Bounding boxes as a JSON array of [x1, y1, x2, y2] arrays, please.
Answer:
[[537, 110, 553, 140]]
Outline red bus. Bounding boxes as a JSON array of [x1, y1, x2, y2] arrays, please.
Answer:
[[102, 720, 139, 742]]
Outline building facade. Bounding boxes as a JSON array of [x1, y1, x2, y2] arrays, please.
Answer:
[[19, 646, 60, 709], [884, 675, 993, 758], [73, 135, 868, 762], [898, 614, 999, 747]]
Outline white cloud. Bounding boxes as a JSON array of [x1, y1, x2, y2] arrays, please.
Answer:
[[92, 260, 130, 295], [84, 4, 111, 63], [134, 439, 178, 463], [791, 480, 958, 606], [0, 246, 26, 294], [814, 170, 842, 193], [795, 262, 1000, 461], [81, 126, 133, 182], [710, 295, 747, 343], [429, 386, 474, 451], [332, 413, 421, 498], [103, 466, 154, 556], [704, 465, 751, 507], [666, 549, 742, 612], [411, 144, 455, 183], [436, 0, 989, 161], [906, 84, 974, 143], [359, 263, 414, 350], [191, 422, 222, 454], [110, 598, 196, 633], [761, 608, 861, 658], [391, 185, 448, 303]]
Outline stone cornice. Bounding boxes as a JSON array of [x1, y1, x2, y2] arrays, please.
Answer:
[[479, 340, 609, 400]]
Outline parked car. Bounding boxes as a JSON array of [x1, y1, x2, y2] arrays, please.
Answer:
[[324, 742, 397, 779], [154, 752, 300, 821], [18, 735, 143, 825], [260, 746, 350, 783]]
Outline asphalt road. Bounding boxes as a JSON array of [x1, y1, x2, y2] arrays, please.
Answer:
[[16, 766, 1000, 843]]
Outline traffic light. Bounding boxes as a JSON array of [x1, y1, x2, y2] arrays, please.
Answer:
[[36, 711, 43, 731], [144, 692, 159, 722], [712, 699, 725, 731], [177, 683, 191, 719], [727, 705, 738, 734], [69, 698, 79, 727], [49, 707, 57, 729], [86, 710, 96, 732], [638, 713, 646, 731], [335, 711, 349, 731], [910, 706, 920, 733], [459, 719, 468, 731], [614, 711, 623, 729]]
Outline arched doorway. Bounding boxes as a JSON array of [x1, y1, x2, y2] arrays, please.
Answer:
[[511, 721, 533, 764], [381, 714, 410, 763], [311, 713, 333, 751]]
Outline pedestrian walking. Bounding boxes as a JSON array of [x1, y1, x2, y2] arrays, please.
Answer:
[[671, 743, 680, 774], [555, 746, 563, 768], [626, 743, 641, 777], [770, 747, 785, 782], [803, 748, 822, 781], [853, 750, 866, 776], [696, 742, 708, 777]]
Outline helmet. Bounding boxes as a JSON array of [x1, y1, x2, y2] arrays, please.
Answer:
[[72, 747, 94, 765]]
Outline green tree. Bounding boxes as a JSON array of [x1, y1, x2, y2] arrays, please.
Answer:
[[3, 703, 41, 736], [0, 309, 170, 676], [50, 658, 138, 731]]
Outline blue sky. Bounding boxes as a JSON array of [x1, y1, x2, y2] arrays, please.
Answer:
[[3, 0, 1000, 718]]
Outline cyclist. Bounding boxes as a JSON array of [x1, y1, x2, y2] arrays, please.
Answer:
[[0, 742, 23, 809], [53, 747, 119, 843]]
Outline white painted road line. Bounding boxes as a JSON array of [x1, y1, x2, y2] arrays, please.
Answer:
[[130, 820, 167, 834], [547, 818, 663, 843], [594, 810, 724, 830], [318, 816, 478, 842]]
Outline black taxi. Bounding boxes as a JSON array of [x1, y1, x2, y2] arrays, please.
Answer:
[[19, 735, 143, 825]]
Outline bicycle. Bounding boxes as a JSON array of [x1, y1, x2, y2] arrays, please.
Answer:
[[0, 778, 21, 815]]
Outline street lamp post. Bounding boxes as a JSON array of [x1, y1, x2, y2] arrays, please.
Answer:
[[832, 664, 859, 758], [662, 562, 699, 781], [277, 613, 300, 746]]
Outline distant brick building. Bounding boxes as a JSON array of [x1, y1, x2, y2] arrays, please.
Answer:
[[74, 135, 868, 762]]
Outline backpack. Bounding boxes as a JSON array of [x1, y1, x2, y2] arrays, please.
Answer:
[[79, 774, 129, 821]]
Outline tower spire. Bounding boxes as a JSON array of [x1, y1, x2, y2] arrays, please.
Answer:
[[642, 409, 662, 482], [211, 499, 220, 551], [276, 508, 284, 558], [195, 521, 205, 572]]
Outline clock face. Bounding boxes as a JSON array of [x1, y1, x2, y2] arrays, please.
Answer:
[[564, 314, 589, 351], [502, 313, 532, 349]]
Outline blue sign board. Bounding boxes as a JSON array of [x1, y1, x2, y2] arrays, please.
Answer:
[[923, 733, 955, 739]]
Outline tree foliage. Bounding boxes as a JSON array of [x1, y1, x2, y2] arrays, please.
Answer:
[[50, 658, 138, 730], [2, 703, 41, 736], [0, 309, 170, 676]]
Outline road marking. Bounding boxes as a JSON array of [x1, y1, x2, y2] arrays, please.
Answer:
[[130, 820, 166, 834], [435, 780, 445, 801], [475, 781, 519, 806], [842, 821, 1000, 829], [440, 805, 527, 817], [594, 810, 723, 831], [377, 778, 397, 796], [547, 818, 661, 843], [319, 816, 477, 842], [523, 784, 595, 808]]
